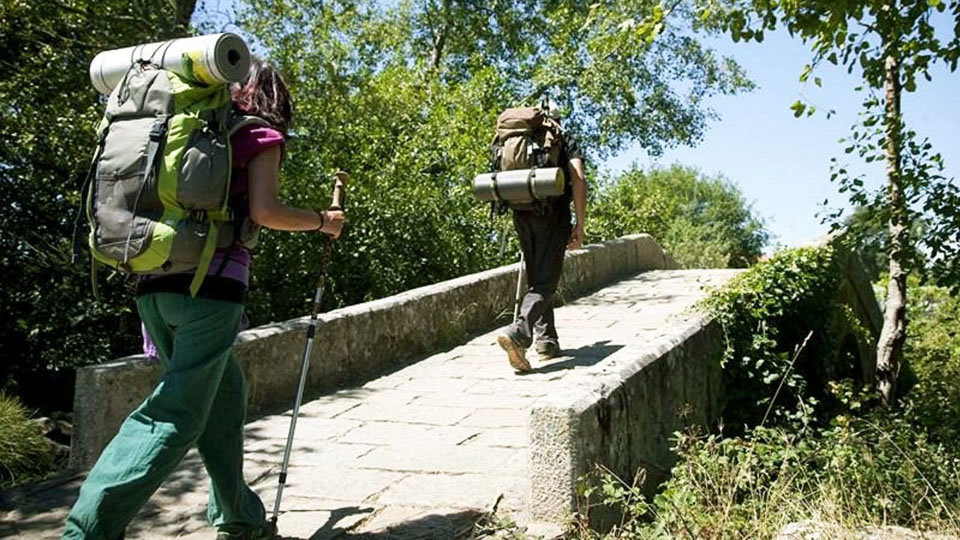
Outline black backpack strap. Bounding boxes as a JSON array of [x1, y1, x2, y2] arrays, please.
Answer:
[[489, 134, 503, 171], [212, 248, 234, 278], [228, 114, 271, 136]]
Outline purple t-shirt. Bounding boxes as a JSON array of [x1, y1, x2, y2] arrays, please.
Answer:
[[141, 124, 284, 357], [205, 124, 286, 285]]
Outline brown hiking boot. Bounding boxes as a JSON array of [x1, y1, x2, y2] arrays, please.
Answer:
[[498, 333, 531, 372]]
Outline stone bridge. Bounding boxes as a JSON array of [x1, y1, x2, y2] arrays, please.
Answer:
[[0, 235, 880, 539]]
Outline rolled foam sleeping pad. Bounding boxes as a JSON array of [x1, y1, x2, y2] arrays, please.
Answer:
[[473, 167, 566, 204], [89, 33, 251, 95]]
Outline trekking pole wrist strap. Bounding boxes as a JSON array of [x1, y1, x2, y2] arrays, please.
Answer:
[[313, 209, 325, 231]]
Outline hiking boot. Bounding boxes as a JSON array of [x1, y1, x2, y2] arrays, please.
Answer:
[[215, 521, 277, 540], [498, 333, 531, 372], [536, 341, 561, 360]]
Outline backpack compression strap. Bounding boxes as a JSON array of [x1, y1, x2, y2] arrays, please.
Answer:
[[189, 209, 232, 297]]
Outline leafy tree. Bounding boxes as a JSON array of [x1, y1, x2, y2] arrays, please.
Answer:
[[0, 0, 199, 410], [1, 0, 756, 411], [385, 0, 756, 157], [588, 165, 768, 268], [843, 205, 930, 284], [225, 0, 756, 326], [701, 0, 960, 403]]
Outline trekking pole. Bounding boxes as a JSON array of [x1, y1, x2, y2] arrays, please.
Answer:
[[270, 170, 348, 534], [513, 250, 525, 323]]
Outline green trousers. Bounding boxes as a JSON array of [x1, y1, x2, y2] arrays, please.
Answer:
[[64, 293, 265, 539]]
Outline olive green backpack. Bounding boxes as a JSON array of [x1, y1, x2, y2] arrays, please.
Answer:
[[492, 107, 564, 172], [489, 106, 566, 212], [84, 63, 263, 296]]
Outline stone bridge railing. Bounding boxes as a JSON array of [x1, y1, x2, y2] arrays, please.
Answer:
[[71, 235, 680, 469], [527, 237, 882, 524]]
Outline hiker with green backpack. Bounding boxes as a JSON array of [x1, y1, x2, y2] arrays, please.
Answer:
[[64, 54, 344, 540], [491, 101, 588, 372]]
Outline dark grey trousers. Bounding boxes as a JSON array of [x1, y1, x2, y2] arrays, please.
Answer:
[[506, 208, 571, 349]]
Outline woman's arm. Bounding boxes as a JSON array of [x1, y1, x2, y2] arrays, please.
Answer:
[[247, 145, 345, 237]]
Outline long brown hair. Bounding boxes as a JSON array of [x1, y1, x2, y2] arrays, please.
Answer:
[[230, 57, 293, 135]]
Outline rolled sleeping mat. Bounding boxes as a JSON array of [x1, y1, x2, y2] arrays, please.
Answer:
[[90, 33, 251, 95], [473, 167, 566, 204]]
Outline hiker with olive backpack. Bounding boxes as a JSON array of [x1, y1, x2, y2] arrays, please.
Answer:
[[491, 100, 588, 372]]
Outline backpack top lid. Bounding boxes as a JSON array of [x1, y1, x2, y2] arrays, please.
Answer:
[[496, 107, 544, 140]]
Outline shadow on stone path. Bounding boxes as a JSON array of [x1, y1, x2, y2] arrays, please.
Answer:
[[520, 340, 624, 375]]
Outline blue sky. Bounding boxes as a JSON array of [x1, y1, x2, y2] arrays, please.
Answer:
[[608, 18, 960, 248]]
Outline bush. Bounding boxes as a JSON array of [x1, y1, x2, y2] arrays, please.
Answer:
[[588, 165, 769, 269], [901, 283, 960, 447], [587, 412, 960, 539], [699, 244, 850, 429], [0, 393, 56, 489]]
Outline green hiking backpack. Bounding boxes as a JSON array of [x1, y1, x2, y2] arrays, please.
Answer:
[[490, 106, 566, 211], [84, 63, 262, 296]]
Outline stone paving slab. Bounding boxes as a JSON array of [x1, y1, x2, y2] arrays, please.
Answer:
[[1, 269, 737, 539]]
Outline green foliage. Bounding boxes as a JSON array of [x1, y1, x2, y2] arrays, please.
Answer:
[[702, 0, 960, 405], [1, 0, 756, 411], [842, 206, 898, 283], [228, 0, 756, 326], [588, 165, 768, 268], [901, 282, 960, 447], [255, 0, 755, 159], [824, 97, 960, 291], [700, 245, 844, 429], [0, 393, 56, 489], [235, 33, 516, 321], [636, 413, 960, 538], [700, 0, 960, 91], [0, 0, 197, 410], [575, 465, 653, 539]]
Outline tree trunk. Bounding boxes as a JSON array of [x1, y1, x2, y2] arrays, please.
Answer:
[[430, 28, 447, 71], [174, 0, 198, 34], [427, 0, 451, 72], [876, 48, 908, 404]]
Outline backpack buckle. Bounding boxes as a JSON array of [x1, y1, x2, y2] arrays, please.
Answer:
[[190, 209, 208, 226], [149, 117, 168, 142]]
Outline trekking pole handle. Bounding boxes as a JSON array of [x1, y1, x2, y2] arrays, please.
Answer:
[[330, 170, 348, 211]]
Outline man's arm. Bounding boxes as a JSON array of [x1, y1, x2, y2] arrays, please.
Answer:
[[568, 157, 587, 250]]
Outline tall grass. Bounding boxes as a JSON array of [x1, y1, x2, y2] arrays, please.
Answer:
[[0, 393, 56, 489]]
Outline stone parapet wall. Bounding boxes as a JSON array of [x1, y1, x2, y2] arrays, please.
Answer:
[[528, 315, 723, 524], [70, 234, 679, 470]]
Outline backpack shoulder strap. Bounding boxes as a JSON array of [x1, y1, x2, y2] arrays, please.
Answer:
[[542, 117, 565, 140], [541, 117, 565, 152], [489, 133, 504, 170], [228, 114, 271, 136]]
